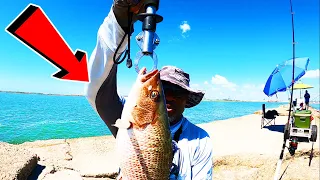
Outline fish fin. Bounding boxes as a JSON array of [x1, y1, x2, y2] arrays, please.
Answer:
[[112, 118, 131, 129]]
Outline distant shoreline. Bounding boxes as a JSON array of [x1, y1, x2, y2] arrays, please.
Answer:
[[0, 90, 84, 97], [202, 99, 288, 103], [0, 90, 290, 103]]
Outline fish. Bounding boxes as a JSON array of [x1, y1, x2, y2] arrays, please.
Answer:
[[114, 67, 173, 180]]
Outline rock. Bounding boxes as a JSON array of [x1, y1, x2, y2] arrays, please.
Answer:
[[18, 136, 119, 179], [66, 136, 119, 178], [71, 150, 119, 178], [0, 142, 38, 180], [28, 164, 55, 180], [42, 169, 83, 180], [20, 139, 73, 169]]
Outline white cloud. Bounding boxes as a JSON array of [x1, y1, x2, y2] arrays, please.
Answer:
[[242, 83, 264, 90], [211, 87, 219, 91], [179, 21, 191, 37], [211, 75, 237, 89], [302, 69, 320, 79], [190, 83, 199, 88], [202, 76, 277, 101], [242, 84, 256, 89], [201, 72, 319, 101], [259, 84, 265, 89]]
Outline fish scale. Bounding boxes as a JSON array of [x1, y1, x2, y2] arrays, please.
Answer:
[[115, 68, 173, 180]]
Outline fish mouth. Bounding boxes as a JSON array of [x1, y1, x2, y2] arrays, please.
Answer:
[[139, 67, 160, 83]]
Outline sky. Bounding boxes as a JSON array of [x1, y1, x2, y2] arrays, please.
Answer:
[[0, 0, 319, 102]]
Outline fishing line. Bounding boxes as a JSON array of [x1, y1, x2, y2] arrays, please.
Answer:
[[273, 0, 296, 179], [279, 155, 295, 180], [113, 7, 133, 68]]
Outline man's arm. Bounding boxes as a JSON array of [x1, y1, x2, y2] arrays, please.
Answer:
[[191, 135, 213, 179], [84, 7, 128, 138]]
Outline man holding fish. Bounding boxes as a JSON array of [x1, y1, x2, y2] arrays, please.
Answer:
[[85, 0, 213, 179]]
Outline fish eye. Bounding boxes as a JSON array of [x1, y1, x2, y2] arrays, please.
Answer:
[[150, 90, 159, 100]]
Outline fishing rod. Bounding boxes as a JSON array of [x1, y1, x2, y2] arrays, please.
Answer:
[[273, 0, 296, 179]]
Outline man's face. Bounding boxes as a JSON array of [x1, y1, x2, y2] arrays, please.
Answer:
[[161, 81, 189, 124]]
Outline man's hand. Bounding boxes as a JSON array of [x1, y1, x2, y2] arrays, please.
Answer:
[[114, 0, 145, 14], [113, 0, 145, 33]]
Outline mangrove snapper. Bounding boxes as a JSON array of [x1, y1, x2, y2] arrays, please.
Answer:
[[114, 67, 173, 180]]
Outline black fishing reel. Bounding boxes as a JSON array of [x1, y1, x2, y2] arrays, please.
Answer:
[[288, 137, 298, 156]]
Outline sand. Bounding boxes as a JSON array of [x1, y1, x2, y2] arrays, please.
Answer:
[[201, 105, 320, 180], [1, 105, 319, 179], [198, 113, 319, 157]]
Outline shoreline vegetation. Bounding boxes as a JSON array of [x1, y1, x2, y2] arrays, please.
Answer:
[[0, 104, 319, 179]]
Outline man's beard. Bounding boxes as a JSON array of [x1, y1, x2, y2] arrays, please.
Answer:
[[168, 114, 182, 125], [168, 116, 176, 123]]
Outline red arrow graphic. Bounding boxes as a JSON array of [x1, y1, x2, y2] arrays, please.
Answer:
[[6, 4, 89, 82]]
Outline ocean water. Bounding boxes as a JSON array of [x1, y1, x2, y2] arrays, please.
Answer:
[[0, 92, 287, 144], [312, 104, 320, 111]]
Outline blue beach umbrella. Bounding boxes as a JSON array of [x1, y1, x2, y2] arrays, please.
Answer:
[[263, 57, 310, 96]]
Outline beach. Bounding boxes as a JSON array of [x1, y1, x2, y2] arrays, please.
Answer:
[[1, 105, 319, 180]]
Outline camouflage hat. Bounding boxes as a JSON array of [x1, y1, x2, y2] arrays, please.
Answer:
[[159, 66, 205, 108]]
